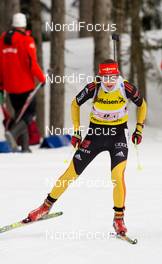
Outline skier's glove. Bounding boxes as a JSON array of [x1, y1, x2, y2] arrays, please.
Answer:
[[132, 129, 142, 145], [0, 91, 4, 105], [71, 131, 82, 148]]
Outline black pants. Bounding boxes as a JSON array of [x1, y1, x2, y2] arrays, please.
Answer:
[[9, 90, 36, 125], [73, 122, 129, 175]]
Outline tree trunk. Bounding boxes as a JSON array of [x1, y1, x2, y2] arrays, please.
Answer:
[[30, 0, 45, 136], [93, 0, 111, 74], [0, 0, 5, 34], [79, 0, 93, 38], [50, 0, 65, 132], [130, 0, 146, 98]]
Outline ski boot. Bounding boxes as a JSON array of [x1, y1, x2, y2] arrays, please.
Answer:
[[113, 212, 127, 235], [25, 197, 55, 223]]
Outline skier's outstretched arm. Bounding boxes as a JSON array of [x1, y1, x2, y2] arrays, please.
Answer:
[[71, 82, 96, 130], [124, 81, 147, 144], [71, 82, 96, 148], [71, 98, 80, 132], [136, 98, 147, 132]]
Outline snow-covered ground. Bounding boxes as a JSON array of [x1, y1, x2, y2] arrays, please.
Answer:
[[0, 128, 162, 264]]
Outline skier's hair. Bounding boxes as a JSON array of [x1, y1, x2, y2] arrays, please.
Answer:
[[101, 59, 118, 64]]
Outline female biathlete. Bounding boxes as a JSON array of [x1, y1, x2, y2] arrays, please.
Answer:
[[26, 59, 147, 235]]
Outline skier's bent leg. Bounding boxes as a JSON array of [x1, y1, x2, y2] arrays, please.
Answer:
[[27, 145, 98, 221], [27, 160, 78, 221]]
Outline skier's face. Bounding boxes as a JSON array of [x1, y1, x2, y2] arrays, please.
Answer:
[[101, 75, 119, 88]]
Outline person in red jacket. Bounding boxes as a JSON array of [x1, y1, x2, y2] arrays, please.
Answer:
[[0, 13, 45, 152]]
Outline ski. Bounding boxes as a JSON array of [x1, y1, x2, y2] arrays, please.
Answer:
[[110, 232, 138, 245], [0, 211, 63, 234], [116, 233, 138, 244]]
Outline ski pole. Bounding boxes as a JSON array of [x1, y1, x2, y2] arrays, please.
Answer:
[[134, 139, 143, 171], [1, 104, 12, 130], [1, 104, 11, 120], [112, 33, 120, 61], [15, 82, 43, 124]]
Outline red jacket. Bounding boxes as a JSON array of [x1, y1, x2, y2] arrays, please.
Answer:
[[0, 30, 45, 94]]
